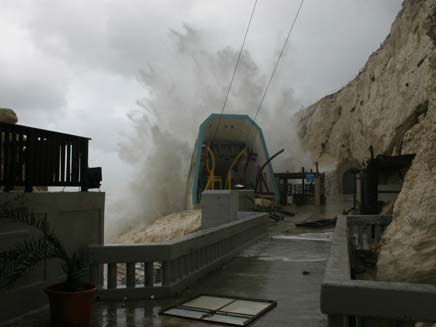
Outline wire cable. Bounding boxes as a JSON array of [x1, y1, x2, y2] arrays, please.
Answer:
[[211, 0, 259, 144], [245, 0, 305, 143]]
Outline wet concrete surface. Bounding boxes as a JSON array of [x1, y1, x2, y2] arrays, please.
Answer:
[[8, 197, 353, 327]]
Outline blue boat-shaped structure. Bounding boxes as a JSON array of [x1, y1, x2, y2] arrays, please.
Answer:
[[187, 113, 280, 206]]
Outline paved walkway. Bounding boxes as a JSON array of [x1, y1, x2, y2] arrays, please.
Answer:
[[11, 197, 352, 327]]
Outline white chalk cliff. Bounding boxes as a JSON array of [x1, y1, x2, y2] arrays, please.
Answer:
[[297, 0, 436, 285]]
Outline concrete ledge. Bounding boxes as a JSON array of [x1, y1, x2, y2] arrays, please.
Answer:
[[322, 280, 436, 322], [321, 215, 436, 324], [89, 212, 266, 263], [88, 212, 268, 300]]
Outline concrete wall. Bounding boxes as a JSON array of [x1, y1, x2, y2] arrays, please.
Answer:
[[0, 192, 105, 324], [201, 190, 239, 229], [238, 189, 255, 211]]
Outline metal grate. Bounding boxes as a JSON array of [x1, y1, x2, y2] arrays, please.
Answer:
[[161, 294, 277, 326]]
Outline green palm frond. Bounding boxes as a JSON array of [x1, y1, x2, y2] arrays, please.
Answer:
[[0, 208, 50, 235], [0, 237, 52, 288], [0, 208, 88, 291]]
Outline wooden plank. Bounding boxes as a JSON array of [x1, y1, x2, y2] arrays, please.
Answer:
[[60, 139, 66, 183], [43, 134, 50, 184], [80, 139, 89, 191], [24, 130, 34, 192], [48, 134, 55, 184], [4, 131, 10, 189], [44, 134, 50, 185], [37, 133, 44, 185], [33, 132, 41, 186], [72, 139, 80, 184], [54, 136, 60, 183], [10, 130, 17, 190], [0, 130, 3, 183], [18, 132, 24, 185], [39, 132, 47, 186], [66, 139, 71, 183]]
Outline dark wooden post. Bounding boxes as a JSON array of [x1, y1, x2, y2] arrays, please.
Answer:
[[366, 158, 378, 213], [280, 177, 288, 206], [24, 130, 34, 192], [80, 139, 89, 192]]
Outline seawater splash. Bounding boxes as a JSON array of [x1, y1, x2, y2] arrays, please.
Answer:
[[109, 25, 310, 241]]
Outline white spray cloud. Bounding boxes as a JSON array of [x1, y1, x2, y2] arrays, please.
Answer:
[[108, 25, 310, 239]]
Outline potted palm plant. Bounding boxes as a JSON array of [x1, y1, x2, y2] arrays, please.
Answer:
[[0, 208, 96, 326]]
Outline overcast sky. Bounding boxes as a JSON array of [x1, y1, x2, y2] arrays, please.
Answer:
[[0, 0, 402, 225]]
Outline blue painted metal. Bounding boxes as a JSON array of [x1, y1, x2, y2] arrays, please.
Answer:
[[192, 113, 280, 204]]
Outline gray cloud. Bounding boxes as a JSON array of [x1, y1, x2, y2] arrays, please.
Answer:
[[0, 0, 403, 232]]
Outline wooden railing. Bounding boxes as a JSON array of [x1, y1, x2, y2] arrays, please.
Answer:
[[0, 122, 90, 191], [88, 212, 267, 300], [321, 215, 436, 326]]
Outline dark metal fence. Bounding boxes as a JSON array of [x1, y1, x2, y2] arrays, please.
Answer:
[[0, 122, 90, 191]]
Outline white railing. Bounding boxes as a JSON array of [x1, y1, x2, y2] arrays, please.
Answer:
[[88, 212, 267, 300]]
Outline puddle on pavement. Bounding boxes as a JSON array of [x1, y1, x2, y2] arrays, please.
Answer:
[[271, 232, 333, 242]]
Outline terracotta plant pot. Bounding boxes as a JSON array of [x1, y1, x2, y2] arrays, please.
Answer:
[[45, 283, 96, 327]]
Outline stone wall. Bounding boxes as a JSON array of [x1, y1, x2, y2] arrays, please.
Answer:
[[296, 0, 436, 286]]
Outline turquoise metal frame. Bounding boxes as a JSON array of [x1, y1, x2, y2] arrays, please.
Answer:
[[192, 113, 280, 204]]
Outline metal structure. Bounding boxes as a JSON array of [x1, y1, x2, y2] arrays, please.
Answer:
[[275, 166, 326, 206], [321, 215, 436, 326], [88, 212, 267, 300], [359, 153, 415, 214], [187, 114, 280, 205], [0, 122, 101, 191]]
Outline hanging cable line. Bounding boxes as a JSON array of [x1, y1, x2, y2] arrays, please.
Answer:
[[244, 0, 305, 143], [211, 0, 259, 144]]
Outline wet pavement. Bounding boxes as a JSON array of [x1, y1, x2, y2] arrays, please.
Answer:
[[9, 197, 353, 327]]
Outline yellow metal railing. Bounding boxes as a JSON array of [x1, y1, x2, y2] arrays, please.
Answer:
[[225, 147, 247, 189], [204, 144, 216, 190]]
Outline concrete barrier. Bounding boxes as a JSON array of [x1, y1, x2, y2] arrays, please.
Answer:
[[238, 189, 255, 211], [321, 215, 436, 326], [88, 211, 268, 300], [201, 190, 239, 229]]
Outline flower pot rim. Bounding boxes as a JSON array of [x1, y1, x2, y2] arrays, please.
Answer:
[[45, 282, 96, 295]]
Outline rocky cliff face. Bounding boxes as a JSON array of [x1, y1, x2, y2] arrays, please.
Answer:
[[297, 0, 436, 284]]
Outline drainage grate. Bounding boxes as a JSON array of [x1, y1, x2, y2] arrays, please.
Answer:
[[160, 294, 277, 326]]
